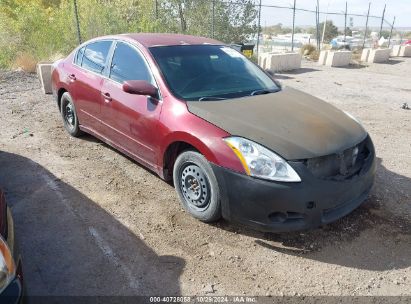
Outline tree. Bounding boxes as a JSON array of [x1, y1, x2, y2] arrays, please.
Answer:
[[319, 20, 338, 43], [162, 0, 257, 43], [380, 30, 391, 39]]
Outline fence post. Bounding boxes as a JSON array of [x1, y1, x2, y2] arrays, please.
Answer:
[[362, 2, 370, 49], [379, 4, 386, 38], [212, 0, 215, 38], [256, 0, 262, 58], [344, 1, 347, 41], [291, 0, 296, 52], [388, 16, 395, 48], [73, 0, 82, 44]]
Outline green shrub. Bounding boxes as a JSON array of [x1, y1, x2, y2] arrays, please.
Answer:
[[0, 0, 258, 69]]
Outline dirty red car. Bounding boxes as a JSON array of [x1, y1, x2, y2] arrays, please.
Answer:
[[51, 33, 376, 232]]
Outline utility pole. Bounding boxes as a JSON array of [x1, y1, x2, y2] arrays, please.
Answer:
[[379, 4, 386, 38], [256, 0, 262, 58], [344, 2, 348, 41], [155, 0, 158, 19], [316, 0, 320, 50], [212, 0, 215, 38], [388, 16, 395, 47], [362, 2, 371, 49], [321, 1, 330, 48], [315, 6, 320, 50], [73, 0, 82, 44], [291, 0, 296, 52]]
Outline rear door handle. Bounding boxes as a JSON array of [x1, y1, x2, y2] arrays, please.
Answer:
[[101, 92, 112, 102], [68, 74, 76, 81]]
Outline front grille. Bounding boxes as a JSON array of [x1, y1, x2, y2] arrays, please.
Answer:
[[304, 137, 371, 180]]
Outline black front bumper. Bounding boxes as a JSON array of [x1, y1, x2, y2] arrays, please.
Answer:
[[213, 137, 376, 232]]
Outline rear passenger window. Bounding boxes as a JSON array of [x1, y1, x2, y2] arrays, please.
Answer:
[[74, 46, 85, 65], [109, 42, 153, 84], [81, 41, 112, 74]]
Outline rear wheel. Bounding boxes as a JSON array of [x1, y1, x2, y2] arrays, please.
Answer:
[[173, 151, 221, 222], [60, 92, 82, 137]]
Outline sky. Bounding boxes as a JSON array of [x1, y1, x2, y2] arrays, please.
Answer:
[[259, 0, 411, 29]]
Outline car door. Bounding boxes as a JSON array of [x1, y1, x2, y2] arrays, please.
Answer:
[[100, 41, 162, 168], [68, 40, 113, 132]]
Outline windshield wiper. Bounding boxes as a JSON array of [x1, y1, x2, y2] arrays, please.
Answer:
[[198, 96, 228, 101], [250, 89, 280, 96]]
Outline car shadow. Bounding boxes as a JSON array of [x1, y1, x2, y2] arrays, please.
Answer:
[[273, 74, 294, 80], [0, 151, 185, 297], [213, 157, 411, 271], [78, 133, 162, 180], [265, 67, 321, 80], [334, 63, 367, 69], [280, 67, 320, 75], [384, 59, 404, 65]]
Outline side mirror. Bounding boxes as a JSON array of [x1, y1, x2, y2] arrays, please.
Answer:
[[123, 80, 158, 99]]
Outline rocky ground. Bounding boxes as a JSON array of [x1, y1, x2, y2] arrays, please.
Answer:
[[0, 58, 410, 299]]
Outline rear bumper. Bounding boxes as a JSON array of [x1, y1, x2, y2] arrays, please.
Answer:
[[213, 138, 376, 232]]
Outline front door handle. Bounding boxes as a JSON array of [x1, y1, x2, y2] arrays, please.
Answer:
[[101, 92, 112, 102], [68, 74, 76, 81]]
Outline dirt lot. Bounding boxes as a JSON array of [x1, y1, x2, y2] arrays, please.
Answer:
[[0, 58, 410, 298]]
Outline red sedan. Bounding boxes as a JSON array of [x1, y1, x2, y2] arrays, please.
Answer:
[[51, 33, 375, 232]]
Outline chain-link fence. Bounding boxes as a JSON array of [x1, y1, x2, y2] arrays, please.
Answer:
[[249, 0, 401, 55], [71, 0, 403, 52]]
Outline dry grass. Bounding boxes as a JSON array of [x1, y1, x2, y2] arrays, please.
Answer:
[[300, 44, 320, 61], [309, 50, 320, 61], [351, 48, 363, 62], [300, 44, 316, 56], [48, 53, 65, 62], [13, 52, 37, 73]]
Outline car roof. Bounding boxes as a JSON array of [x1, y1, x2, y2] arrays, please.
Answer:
[[118, 33, 224, 48]]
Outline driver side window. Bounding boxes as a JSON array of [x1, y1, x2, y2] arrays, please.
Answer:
[[109, 42, 154, 84]]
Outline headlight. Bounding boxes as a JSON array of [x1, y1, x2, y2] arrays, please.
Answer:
[[224, 137, 301, 182], [0, 236, 15, 293]]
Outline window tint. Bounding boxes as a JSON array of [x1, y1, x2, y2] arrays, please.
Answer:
[[109, 42, 153, 84], [74, 46, 85, 65], [81, 41, 112, 74]]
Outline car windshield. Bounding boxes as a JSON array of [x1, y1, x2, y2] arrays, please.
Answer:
[[149, 45, 280, 101]]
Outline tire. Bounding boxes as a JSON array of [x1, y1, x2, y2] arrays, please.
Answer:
[[173, 150, 222, 222], [60, 92, 82, 137]]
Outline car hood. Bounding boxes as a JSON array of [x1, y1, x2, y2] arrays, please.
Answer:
[[187, 87, 367, 160]]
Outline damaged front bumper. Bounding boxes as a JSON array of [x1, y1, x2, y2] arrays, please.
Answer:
[[213, 136, 376, 232]]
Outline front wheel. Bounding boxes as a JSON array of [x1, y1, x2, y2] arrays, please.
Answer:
[[173, 151, 222, 222], [60, 92, 82, 137]]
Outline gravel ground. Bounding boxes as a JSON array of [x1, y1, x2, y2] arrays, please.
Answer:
[[0, 58, 410, 298]]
